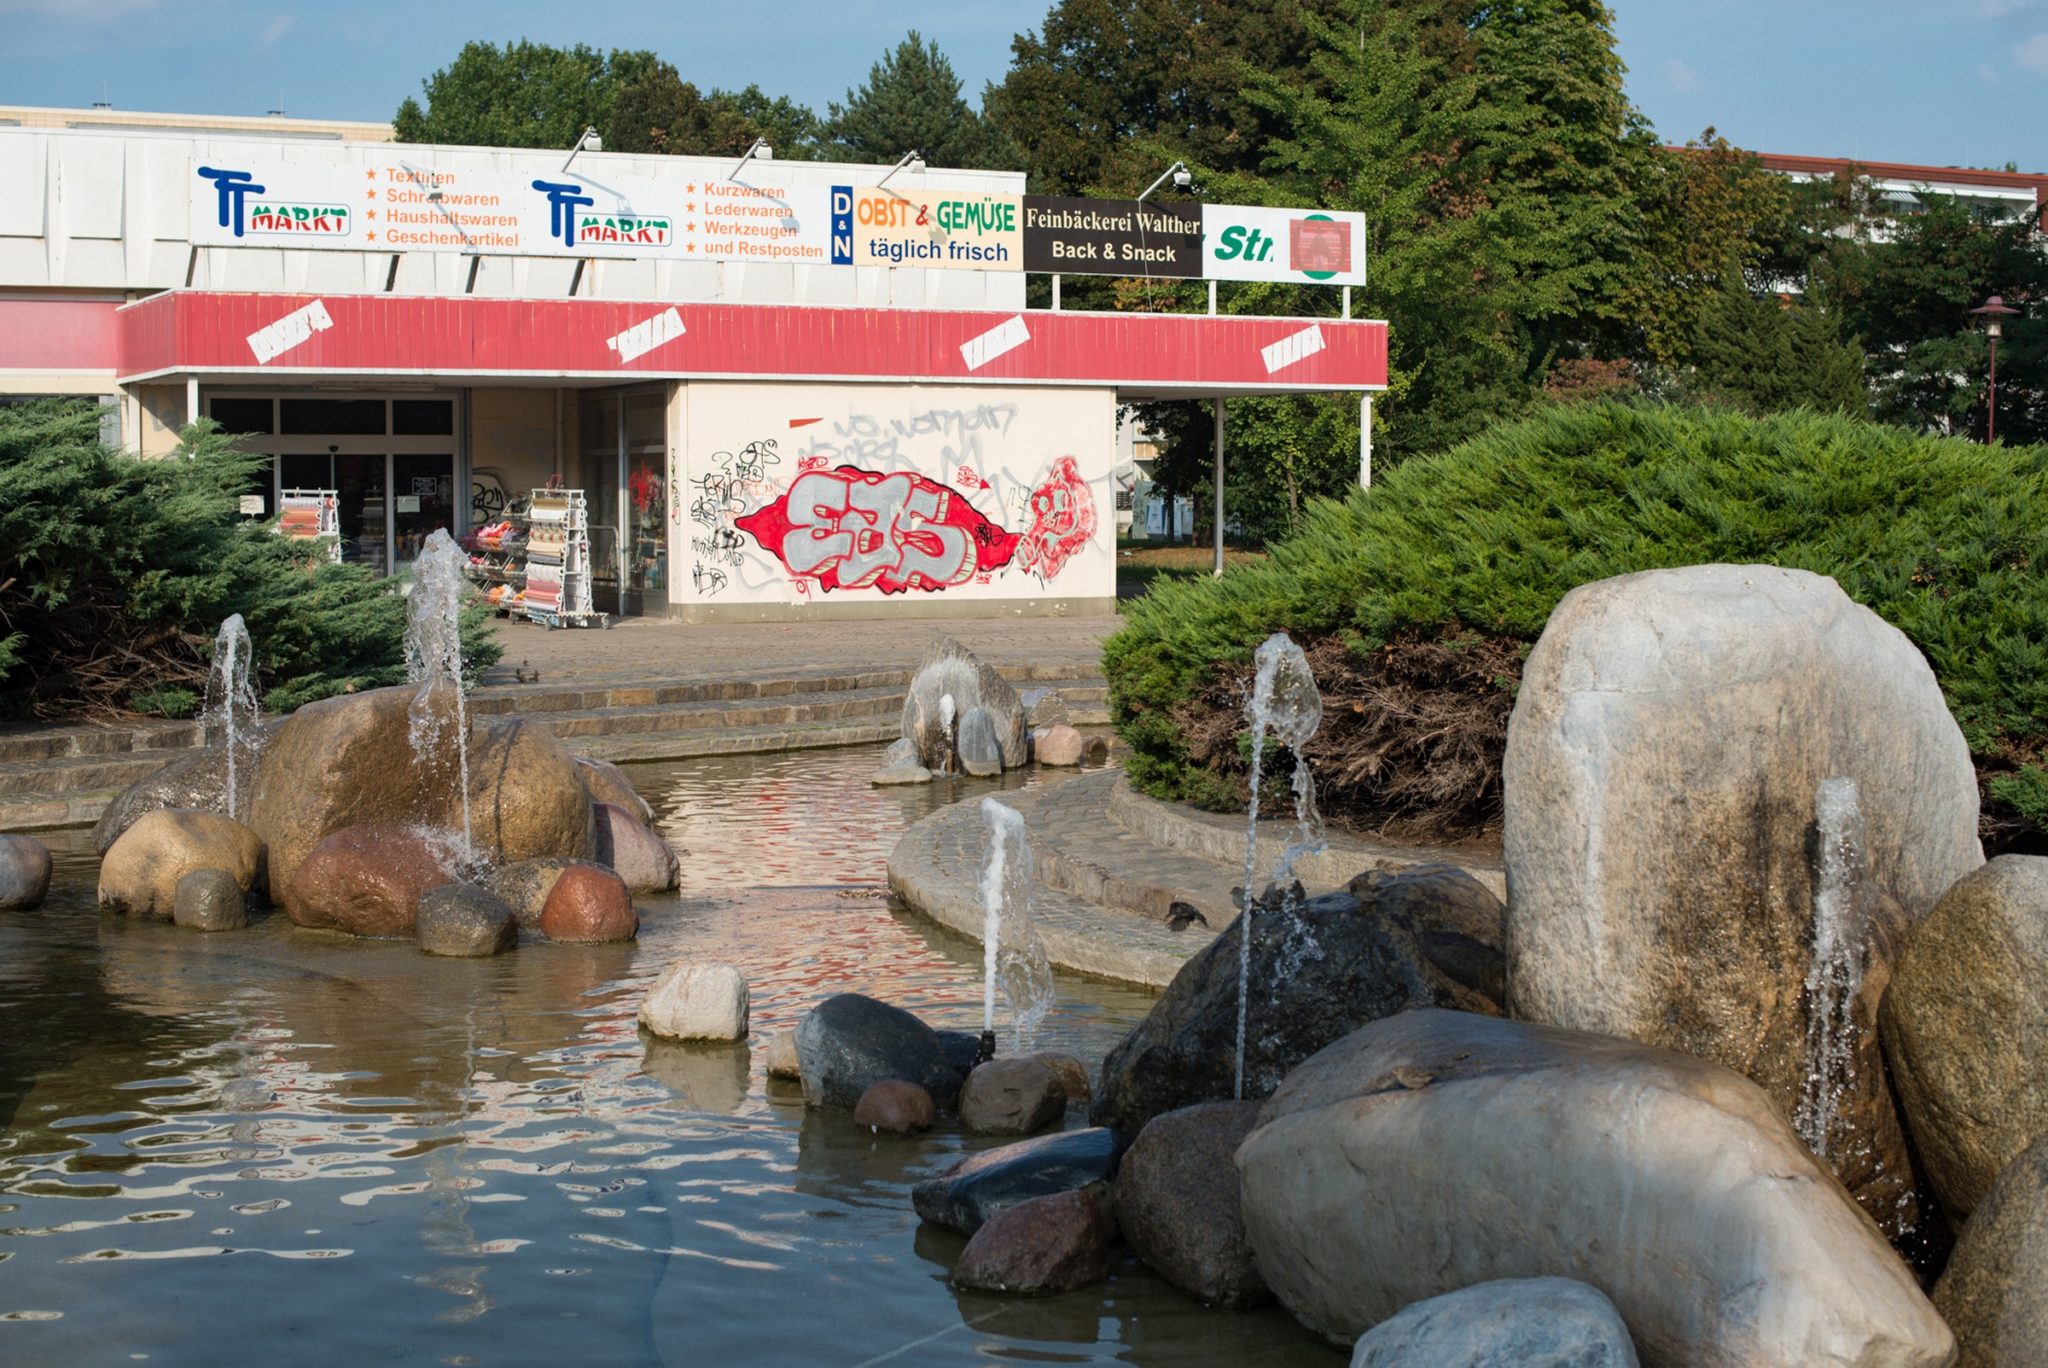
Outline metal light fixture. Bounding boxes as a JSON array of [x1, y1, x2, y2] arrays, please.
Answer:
[[1970, 294, 2019, 443], [876, 149, 926, 190], [729, 136, 774, 179], [1138, 160, 1193, 202], [562, 126, 602, 172]]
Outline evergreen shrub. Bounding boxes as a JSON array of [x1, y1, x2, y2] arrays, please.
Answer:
[[1107, 401, 2048, 848], [0, 399, 499, 721]]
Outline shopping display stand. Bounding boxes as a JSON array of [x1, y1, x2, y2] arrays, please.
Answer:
[[466, 494, 531, 616], [276, 488, 342, 563], [521, 485, 608, 630]]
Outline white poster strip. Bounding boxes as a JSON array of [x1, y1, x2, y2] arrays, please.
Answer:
[[1200, 204, 1366, 286], [191, 160, 834, 263]]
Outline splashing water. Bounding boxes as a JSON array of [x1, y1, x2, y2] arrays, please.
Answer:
[[404, 531, 474, 866], [202, 614, 258, 816], [939, 694, 957, 775], [1236, 633, 1323, 1099], [1797, 776, 1868, 1159], [981, 798, 1055, 1051]]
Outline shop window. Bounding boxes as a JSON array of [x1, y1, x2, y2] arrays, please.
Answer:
[[211, 397, 275, 436], [280, 398, 384, 436], [393, 399, 455, 435]]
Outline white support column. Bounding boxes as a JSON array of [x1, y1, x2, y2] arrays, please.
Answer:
[[1051, 274, 1062, 311], [185, 376, 201, 429], [1207, 279, 1218, 316], [1359, 394, 1374, 489], [1212, 396, 1226, 577]]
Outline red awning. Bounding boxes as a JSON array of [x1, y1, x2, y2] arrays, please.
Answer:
[[114, 290, 1387, 397]]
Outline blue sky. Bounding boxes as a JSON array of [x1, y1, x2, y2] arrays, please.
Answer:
[[2, 1, 2045, 172]]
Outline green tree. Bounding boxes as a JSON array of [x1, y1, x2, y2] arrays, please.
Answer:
[[818, 31, 1011, 169], [1821, 193, 2048, 443], [607, 63, 819, 158], [394, 40, 645, 150], [1687, 262, 1867, 416]]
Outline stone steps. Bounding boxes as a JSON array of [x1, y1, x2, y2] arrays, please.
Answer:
[[0, 667, 1109, 830], [888, 769, 1507, 990]]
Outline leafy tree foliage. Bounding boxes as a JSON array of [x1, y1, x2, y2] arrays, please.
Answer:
[[608, 63, 819, 158], [1686, 260, 1867, 416], [818, 31, 1012, 170], [0, 401, 497, 721], [394, 40, 642, 150]]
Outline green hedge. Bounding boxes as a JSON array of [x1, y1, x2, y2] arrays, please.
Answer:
[[1107, 401, 2048, 839], [0, 399, 498, 720]]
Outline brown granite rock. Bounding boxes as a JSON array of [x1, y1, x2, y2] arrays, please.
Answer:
[[286, 826, 455, 938], [538, 866, 638, 943], [575, 755, 651, 822], [99, 809, 264, 920], [852, 1080, 936, 1136], [483, 857, 612, 929], [1116, 1101, 1268, 1307], [952, 1189, 1112, 1295], [593, 802, 678, 894], [1933, 1132, 2048, 1367], [961, 1058, 1066, 1136]]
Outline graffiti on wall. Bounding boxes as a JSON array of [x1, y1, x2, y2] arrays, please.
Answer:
[[735, 467, 1019, 594], [1015, 456, 1096, 582]]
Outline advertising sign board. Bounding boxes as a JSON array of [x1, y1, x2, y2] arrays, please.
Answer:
[[843, 187, 1023, 270], [1200, 204, 1366, 286], [191, 160, 835, 263], [1021, 197, 1202, 277]]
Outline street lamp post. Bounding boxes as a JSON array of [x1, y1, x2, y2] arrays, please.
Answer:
[[1970, 295, 2019, 443]]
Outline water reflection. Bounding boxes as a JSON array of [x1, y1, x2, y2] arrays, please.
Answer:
[[0, 748, 1340, 1364]]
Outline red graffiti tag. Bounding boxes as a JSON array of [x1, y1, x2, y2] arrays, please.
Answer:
[[735, 466, 1019, 594], [1015, 456, 1096, 582]]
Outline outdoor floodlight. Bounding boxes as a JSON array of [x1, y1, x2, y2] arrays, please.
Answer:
[[562, 126, 602, 172], [877, 149, 926, 190], [1138, 160, 1193, 202], [730, 137, 775, 179]]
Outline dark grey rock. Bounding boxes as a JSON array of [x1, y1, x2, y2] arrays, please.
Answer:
[[956, 706, 1003, 777], [0, 833, 53, 910], [881, 737, 920, 768], [1350, 1278, 1640, 1368], [794, 993, 960, 1109], [912, 1126, 1126, 1236], [1090, 884, 1501, 1140], [92, 720, 282, 854], [959, 1057, 1066, 1136], [937, 1029, 985, 1084], [1116, 1101, 1269, 1308], [172, 867, 246, 931], [415, 883, 518, 957]]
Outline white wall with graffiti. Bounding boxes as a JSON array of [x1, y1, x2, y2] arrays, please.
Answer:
[[674, 382, 1114, 616]]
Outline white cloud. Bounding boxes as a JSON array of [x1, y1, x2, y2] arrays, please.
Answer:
[[2019, 31, 2048, 73], [1662, 58, 1706, 94], [1972, 0, 2044, 16], [259, 15, 295, 47]]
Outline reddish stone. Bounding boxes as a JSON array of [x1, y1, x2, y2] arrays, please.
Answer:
[[952, 1189, 1112, 1295], [853, 1080, 937, 1136], [286, 825, 456, 938], [539, 866, 639, 943]]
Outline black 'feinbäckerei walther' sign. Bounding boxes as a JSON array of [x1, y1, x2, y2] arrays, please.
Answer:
[[1021, 197, 1204, 278]]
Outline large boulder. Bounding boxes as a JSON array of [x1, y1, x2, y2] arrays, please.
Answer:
[[952, 1189, 1113, 1295], [793, 993, 960, 1110], [574, 755, 652, 823], [248, 683, 593, 906], [1882, 855, 2048, 1219], [1350, 1279, 1640, 1368], [1091, 883, 1499, 1140], [1116, 1101, 1269, 1308], [1933, 1132, 2048, 1367], [1235, 1010, 1953, 1365], [98, 809, 264, 920], [913, 1127, 1125, 1236], [1503, 565, 1982, 1231], [92, 718, 283, 854], [285, 825, 456, 938], [593, 802, 679, 894], [0, 833, 53, 910], [901, 638, 1027, 773], [538, 866, 637, 943]]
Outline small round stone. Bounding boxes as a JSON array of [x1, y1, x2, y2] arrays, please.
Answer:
[[765, 1030, 802, 1082], [173, 867, 246, 932], [639, 961, 749, 1041], [0, 833, 53, 910], [415, 883, 518, 957], [853, 1080, 937, 1136], [539, 866, 638, 943]]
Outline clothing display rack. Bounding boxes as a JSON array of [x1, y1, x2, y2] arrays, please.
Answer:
[[276, 488, 342, 563], [466, 494, 531, 615], [520, 486, 607, 630]]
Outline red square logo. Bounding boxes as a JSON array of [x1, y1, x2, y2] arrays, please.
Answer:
[[1289, 218, 1350, 275]]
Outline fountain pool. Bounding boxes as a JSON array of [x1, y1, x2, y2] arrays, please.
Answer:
[[0, 743, 1339, 1365]]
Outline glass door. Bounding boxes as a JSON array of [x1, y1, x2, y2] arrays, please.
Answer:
[[393, 454, 456, 571]]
